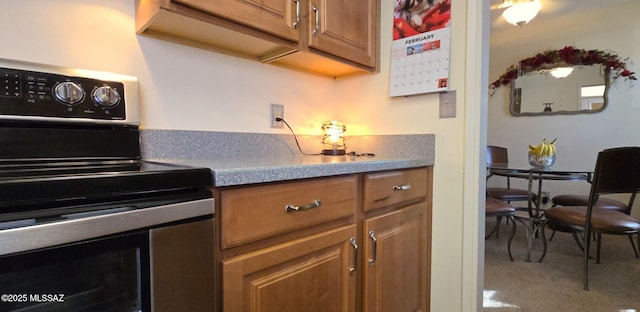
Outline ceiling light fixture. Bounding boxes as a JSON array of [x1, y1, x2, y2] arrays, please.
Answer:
[[502, 0, 542, 26]]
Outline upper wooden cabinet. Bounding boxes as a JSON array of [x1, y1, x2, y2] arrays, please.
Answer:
[[135, 0, 379, 78], [307, 0, 377, 68], [174, 0, 299, 42]]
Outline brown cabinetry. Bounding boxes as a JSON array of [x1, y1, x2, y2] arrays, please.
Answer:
[[174, 0, 299, 42], [362, 204, 428, 311], [213, 167, 431, 312], [222, 225, 357, 312], [219, 176, 357, 249], [363, 168, 429, 212], [135, 0, 379, 78], [361, 167, 431, 312], [305, 0, 377, 69]]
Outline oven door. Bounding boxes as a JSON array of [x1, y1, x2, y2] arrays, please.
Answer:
[[0, 197, 215, 312], [0, 230, 150, 312]]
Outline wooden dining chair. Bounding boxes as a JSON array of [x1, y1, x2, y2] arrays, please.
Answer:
[[539, 146, 640, 290]]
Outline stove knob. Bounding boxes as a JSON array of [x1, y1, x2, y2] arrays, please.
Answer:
[[91, 86, 121, 107], [53, 81, 85, 105]]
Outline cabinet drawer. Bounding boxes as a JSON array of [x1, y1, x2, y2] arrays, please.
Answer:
[[363, 168, 428, 212], [220, 176, 357, 249]]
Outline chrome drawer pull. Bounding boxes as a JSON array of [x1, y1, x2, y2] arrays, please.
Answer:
[[293, 0, 300, 29], [349, 237, 358, 275], [392, 184, 411, 191], [368, 231, 377, 266], [312, 5, 319, 36], [285, 199, 321, 212]]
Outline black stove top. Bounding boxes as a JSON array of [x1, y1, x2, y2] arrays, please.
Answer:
[[0, 159, 212, 214], [0, 123, 213, 214]]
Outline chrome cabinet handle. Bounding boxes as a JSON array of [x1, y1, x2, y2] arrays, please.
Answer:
[[367, 231, 377, 266], [349, 237, 358, 275], [393, 184, 412, 191], [312, 4, 319, 36], [293, 0, 300, 29], [285, 199, 321, 212]]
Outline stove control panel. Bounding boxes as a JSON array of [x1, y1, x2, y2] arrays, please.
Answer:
[[0, 59, 139, 125]]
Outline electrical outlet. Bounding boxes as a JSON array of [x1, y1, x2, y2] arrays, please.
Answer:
[[541, 191, 550, 205], [271, 104, 284, 128]]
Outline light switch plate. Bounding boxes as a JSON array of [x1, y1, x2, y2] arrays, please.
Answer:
[[439, 91, 456, 118]]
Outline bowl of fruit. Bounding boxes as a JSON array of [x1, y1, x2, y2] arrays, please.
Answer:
[[528, 138, 556, 168]]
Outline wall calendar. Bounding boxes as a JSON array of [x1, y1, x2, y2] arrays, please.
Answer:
[[390, 0, 452, 97]]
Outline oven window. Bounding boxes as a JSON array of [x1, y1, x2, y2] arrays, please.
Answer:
[[0, 232, 149, 312]]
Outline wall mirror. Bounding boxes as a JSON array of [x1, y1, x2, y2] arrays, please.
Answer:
[[510, 65, 609, 116], [489, 46, 636, 117]]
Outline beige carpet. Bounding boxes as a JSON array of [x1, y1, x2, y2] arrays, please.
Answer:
[[483, 217, 640, 311]]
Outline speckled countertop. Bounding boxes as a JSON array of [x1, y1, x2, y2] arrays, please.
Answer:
[[150, 155, 431, 186], [140, 130, 435, 187]]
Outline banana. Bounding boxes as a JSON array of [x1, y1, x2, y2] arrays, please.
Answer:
[[531, 143, 541, 156], [529, 138, 557, 157], [529, 138, 558, 167], [538, 144, 544, 156]]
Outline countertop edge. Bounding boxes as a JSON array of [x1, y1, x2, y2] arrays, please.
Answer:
[[154, 157, 432, 187]]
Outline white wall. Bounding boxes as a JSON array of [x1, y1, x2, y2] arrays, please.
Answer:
[[488, 2, 640, 215], [0, 0, 486, 310]]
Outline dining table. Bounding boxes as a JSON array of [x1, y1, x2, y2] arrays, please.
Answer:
[[487, 159, 593, 262]]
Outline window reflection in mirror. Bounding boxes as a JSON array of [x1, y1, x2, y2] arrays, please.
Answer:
[[580, 85, 605, 110], [510, 65, 609, 116]]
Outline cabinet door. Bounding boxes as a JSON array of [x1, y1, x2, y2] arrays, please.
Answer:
[[223, 225, 357, 312], [175, 0, 300, 42], [308, 0, 377, 67], [362, 202, 429, 312]]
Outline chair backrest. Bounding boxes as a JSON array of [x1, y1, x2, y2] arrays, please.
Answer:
[[487, 145, 509, 166], [588, 147, 640, 211]]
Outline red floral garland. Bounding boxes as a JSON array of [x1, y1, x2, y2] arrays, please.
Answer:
[[489, 46, 636, 95]]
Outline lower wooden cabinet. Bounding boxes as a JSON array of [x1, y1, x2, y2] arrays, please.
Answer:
[[222, 225, 357, 312], [362, 202, 429, 312], [214, 167, 432, 312]]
